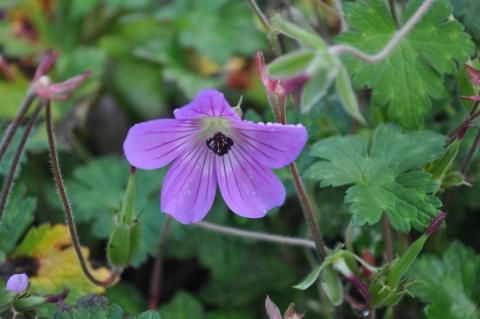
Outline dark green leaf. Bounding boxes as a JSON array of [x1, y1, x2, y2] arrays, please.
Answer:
[[307, 124, 444, 231], [410, 242, 480, 319], [336, 0, 474, 127]]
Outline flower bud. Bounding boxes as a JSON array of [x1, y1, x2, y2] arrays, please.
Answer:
[[426, 211, 447, 236], [6, 273, 29, 294]]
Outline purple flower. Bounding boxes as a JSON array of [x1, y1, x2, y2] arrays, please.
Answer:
[[6, 273, 29, 294], [123, 89, 307, 224]]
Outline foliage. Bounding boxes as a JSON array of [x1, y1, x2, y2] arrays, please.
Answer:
[[337, 0, 474, 127], [410, 242, 480, 319], [0, 0, 479, 318], [306, 124, 445, 232]]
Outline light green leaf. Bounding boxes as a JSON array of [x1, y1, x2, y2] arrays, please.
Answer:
[[267, 49, 316, 79], [293, 264, 325, 290], [307, 124, 444, 231], [321, 266, 344, 306], [335, 65, 366, 125], [336, 0, 474, 127]]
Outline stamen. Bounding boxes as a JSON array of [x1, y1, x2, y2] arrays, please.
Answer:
[[206, 132, 233, 156]]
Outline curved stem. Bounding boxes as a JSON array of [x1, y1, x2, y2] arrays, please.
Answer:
[[0, 87, 35, 163], [0, 101, 42, 222], [149, 216, 172, 309], [45, 101, 119, 287], [289, 162, 328, 260], [195, 221, 316, 249], [328, 0, 434, 63]]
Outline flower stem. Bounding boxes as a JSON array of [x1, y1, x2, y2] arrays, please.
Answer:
[[460, 128, 480, 174], [289, 162, 328, 260], [195, 221, 316, 249], [0, 87, 35, 163], [45, 101, 119, 287], [0, 101, 42, 222], [329, 0, 434, 63], [382, 214, 394, 262], [247, 0, 282, 56], [149, 216, 172, 309]]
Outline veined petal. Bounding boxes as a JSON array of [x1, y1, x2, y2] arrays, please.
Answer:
[[216, 147, 286, 218], [174, 89, 240, 120], [231, 121, 308, 168], [161, 143, 217, 224], [123, 119, 201, 170]]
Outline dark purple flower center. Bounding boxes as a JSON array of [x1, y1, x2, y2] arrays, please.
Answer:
[[206, 132, 233, 156]]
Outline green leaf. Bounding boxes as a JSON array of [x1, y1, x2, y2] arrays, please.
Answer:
[[271, 15, 328, 50], [0, 184, 36, 259], [174, 0, 267, 64], [410, 242, 480, 319], [307, 124, 444, 231], [56, 156, 167, 266], [159, 292, 205, 319], [293, 264, 324, 290], [451, 0, 480, 42], [321, 266, 344, 306], [267, 49, 316, 79], [336, 0, 474, 127], [136, 310, 162, 319], [335, 65, 366, 125], [53, 295, 125, 319]]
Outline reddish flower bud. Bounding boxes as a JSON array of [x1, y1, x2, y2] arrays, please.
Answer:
[[33, 70, 91, 101], [45, 287, 69, 303], [34, 51, 59, 81], [464, 64, 480, 86], [426, 211, 447, 235]]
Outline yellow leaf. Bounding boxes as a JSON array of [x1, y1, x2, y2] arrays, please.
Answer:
[[13, 224, 111, 301]]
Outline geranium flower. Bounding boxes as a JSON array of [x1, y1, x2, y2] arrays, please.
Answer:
[[123, 89, 307, 224]]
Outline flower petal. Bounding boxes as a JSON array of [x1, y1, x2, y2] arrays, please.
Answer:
[[231, 121, 308, 168], [216, 147, 286, 218], [174, 89, 240, 120], [161, 144, 217, 224], [123, 119, 201, 170]]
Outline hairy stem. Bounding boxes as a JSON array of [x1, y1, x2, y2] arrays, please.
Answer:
[[45, 101, 118, 287], [382, 214, 394, 262], [328, 0, 434, 63], [247, 0, 282, 55], [0, 87, 35, 163], [0, 102, 42, 222], [460, 128, 480, 174], [195, 221, 316, 249], [289, 162, 328, 260], [149, 216, 172, 309]]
